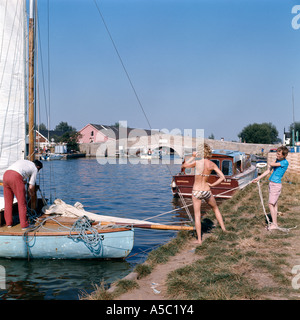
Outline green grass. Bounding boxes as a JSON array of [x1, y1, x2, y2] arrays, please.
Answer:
[[165, 176, 300, 300], [85, 173, 300, 300]]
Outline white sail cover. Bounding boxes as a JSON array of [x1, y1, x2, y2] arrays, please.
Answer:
[[0, 0, 26, 181]]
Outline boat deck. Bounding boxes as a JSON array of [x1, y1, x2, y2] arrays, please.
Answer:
[[0, 215, 132, 236]]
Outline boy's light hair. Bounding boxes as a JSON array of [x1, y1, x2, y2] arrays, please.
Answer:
[[277, 145, 289, 157]]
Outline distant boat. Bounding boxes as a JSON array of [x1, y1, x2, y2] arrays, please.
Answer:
[[171, 150, 257, 199], [41, 153, 63, 161], [140, 153, 160, 160]]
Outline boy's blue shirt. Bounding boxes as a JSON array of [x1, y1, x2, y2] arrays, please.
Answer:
[[269, 158, 289, 184]]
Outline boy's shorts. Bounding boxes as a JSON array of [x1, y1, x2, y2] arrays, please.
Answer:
[[268, 181, 282, 205]]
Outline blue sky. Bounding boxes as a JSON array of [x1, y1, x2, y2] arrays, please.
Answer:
[[35, 0, 300, 141]]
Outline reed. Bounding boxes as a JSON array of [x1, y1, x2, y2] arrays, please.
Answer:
[[80, 282, 113, 300]]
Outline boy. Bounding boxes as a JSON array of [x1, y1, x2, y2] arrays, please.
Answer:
[[252, 146, 289, 230]]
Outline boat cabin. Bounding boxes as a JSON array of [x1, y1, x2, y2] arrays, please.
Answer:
[[183, 150, 251, 177]]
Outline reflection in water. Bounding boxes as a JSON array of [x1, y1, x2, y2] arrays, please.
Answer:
[[0, 259, 131, 300]]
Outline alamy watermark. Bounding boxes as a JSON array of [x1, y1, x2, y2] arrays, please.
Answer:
[[93, 121, 205, 165], [0, 265, 5, 290], [291, 5, 300, 29], [292, 265, 300, 290]]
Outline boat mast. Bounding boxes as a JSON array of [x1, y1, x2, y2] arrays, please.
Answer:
[[28, 0, 35, 161]]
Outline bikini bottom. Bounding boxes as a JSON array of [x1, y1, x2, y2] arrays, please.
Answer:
[[192, 190, 212, 200]]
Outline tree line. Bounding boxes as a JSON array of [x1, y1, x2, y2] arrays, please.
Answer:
[[238, 122, 300, 145], [38, 121, 300, 146]]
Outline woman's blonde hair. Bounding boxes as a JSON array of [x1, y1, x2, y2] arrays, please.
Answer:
[[197, 143, 212, 158]]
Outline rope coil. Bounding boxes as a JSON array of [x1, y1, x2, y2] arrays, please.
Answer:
[[69, 216, 101, 247]]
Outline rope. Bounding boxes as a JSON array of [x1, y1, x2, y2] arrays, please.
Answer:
[[22, 215, 104, 260], [257, 181, 297, 233], [144, 204, 194, 221], [256, 181, 271, 225], [214, 183, 249, 198], [148, 182, 252, 223], [177, 189, 193, 222], [69, 216, 101, 248]]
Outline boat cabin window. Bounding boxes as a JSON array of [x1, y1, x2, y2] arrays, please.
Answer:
[[210, 160, 220, 175], [222, 160, 233, 176], [236, 160, 241, 173]]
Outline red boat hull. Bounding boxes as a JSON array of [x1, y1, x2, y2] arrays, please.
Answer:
[[172, 164, 257, 199], [172, 174, 239, 199]]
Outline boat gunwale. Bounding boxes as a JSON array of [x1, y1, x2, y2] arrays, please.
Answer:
[[0, 226, 133, 237]]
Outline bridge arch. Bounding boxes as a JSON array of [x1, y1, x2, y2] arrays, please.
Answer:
[[146, 143, 184, 158]]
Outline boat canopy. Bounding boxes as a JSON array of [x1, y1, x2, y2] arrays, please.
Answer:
[[212, 150, 245, 163]]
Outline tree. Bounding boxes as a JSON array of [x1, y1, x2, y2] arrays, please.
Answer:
[[289, 122, 300, 134], [26, 122, 47, 133], [238, 123, 281, 144], [37, 123, 47, 131], [289, 121, 300, 144], [53, 121, 80, 151], [59, 131, 81, 152], [54, 121, 76, 132]]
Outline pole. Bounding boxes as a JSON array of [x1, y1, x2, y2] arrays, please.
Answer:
[[99, 221, 194, 231], [28, 0, 37, 211], [28, 0, 35, 161], [292, 87, 295, 147]]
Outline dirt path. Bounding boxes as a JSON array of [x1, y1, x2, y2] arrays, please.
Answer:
[[115, 239, 201, 300], [114, 227, 300, 300]]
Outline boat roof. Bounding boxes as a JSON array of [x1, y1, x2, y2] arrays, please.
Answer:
[[212, 150, 245, 162]]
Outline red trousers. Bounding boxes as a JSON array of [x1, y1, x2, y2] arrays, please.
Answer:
[[3, 170, 29, 228]]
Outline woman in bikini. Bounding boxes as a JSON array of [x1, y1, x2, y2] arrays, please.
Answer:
[[181, 143, 226, 244]]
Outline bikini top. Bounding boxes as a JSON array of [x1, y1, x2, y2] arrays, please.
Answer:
[[198, 173, 210, 177]]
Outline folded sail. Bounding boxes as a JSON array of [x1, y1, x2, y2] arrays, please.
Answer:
[[0, 0, 26, 180]]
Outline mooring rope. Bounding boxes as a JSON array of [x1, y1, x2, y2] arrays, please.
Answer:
[[257, 181, 297, 233], [153, 181, 253, 222]]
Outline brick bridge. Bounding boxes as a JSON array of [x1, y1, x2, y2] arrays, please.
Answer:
[[80, 133, 280, 158]]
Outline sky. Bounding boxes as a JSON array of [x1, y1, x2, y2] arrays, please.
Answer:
[[34, 0, 300, 142]]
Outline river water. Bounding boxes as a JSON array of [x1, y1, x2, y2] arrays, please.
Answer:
[[0, 157, 198, 300]]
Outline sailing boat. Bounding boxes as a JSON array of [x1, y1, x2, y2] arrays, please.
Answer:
[[0, 1, 192, 259], [0, 0, 135, 259]]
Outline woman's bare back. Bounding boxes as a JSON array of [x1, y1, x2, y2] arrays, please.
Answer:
[[193, 159, 215, 191]]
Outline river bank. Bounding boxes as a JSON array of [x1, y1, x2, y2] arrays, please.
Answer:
[[85, 172, 300, 300]]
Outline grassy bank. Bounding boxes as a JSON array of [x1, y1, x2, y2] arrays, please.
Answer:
[[82, 229, 192, 300], [166, 173, 300, 299], [84, 173, 300, 300]]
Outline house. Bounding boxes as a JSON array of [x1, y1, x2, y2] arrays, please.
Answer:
[[26, 130, 51, 154], [31, 130, 66, 151], [35, 131, 49, 149], [39, 130, 65, 143], [78, 123, 157, 143]]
